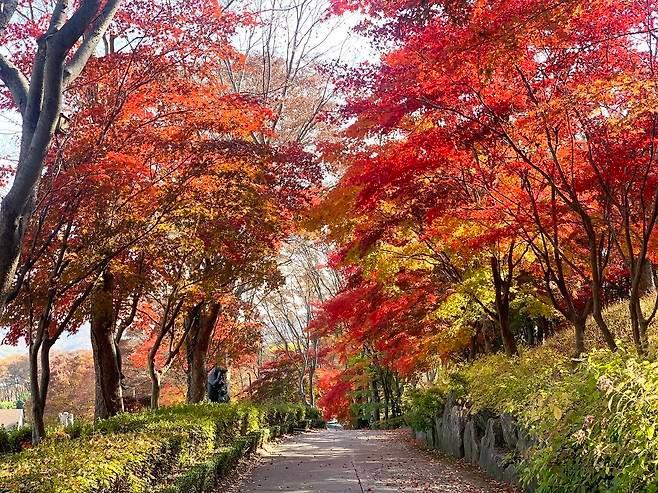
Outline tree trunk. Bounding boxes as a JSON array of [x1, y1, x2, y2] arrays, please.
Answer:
[[186, 346, 208, 404], [308, 366, 316, 408], [574, 318, 586, 357], [638, 259, 655, 295], [150, 368, 161, 410], [592, 308, 617, 352], [185, 302, 221, 404], [0, 202, 31, 314], [483, 320, 493, 354], [298, 373, 308, 406], [148, 344, 162, 410], [381, 372, 391, 420], [629, 299, 649, 357], [491, 256, 519, 357], [392, 375, 403, 417], [370, 376, 381, 423], [28, 343, 46, 444], [91, 271, 124, 419], [498, 313, 518, 357]]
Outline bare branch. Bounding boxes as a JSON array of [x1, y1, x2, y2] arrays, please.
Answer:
[[0, 53, 28, 114]]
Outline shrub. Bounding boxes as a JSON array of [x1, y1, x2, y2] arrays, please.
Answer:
[[0, 426, 31, 455], [458, 346, 574, 437], [0, 402, 309, 493], [401, 334, 658, 492], [371, 416, 407, 429], [522, 349, 658, 493], [405, 386, 446, 432]]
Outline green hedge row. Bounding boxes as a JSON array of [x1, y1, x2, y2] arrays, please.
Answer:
[[157, 425, 291, 493], [0, 402, 320, 493]]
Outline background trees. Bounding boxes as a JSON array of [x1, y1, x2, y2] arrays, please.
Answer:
[[258, 237, 341, 406], [306, 0, 658, 423], [0, 0, 324, 441], [2, 0, 658, 447]]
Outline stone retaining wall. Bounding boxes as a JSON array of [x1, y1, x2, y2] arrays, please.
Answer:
[[412, 393, 535, 491]]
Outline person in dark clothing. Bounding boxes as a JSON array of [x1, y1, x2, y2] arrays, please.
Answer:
[[207, 366, 230, 403]]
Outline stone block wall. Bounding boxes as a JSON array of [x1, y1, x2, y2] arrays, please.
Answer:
[[412, 393, 535, 491]]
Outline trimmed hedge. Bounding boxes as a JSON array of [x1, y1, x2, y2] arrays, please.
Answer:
[[0, 402, 316, 493]]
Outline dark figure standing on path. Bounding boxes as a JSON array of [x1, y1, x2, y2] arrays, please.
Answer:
[[208, 366, 230, 403]]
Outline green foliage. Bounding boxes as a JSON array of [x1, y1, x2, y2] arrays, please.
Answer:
[[523, 350, 658, 493], [405, 386, 448, 432], [0, 402, 312, 493], [453, 345, 658, 492], [371, 416, 407, 429], [0, 426, 31, 455], [458, 346, 573, 436], [403, 331, 658, 492]]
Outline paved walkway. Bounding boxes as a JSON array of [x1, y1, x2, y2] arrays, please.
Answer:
[[226, 429, 516, 492]]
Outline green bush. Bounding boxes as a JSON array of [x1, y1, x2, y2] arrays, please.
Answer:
[[458, 346, 574, 437], [522, 350, 658, 493], [404, 382, 454, 432], [371, 416, 407, 429], [305, 407, 322, 421], [454, 347, 658, 492], [0, 426, 31, 455], [0, 402, 309, 493], [401, 336, 658, 492]]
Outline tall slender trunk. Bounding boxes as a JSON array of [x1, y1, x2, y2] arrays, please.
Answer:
[[592, 308, 617, 351], [298, 373, 308, 406], [149, 364, 161, 410], [370, 376, 380, 423], [638, 259, 655, 295], [574, 318, 586, 357], [629, 298, 650, 356], [588, 239, 617, 351], [29, 341, 46, 443], [29, 315, 55, 444], [626, 260, 655, 356], [91, 271, 124, 419], [393, 375, 403, 417], [491, 255, 519, 356], [308, 366, 316, 408], [483, 320, 493, 354], [381, 372, 391, 420]]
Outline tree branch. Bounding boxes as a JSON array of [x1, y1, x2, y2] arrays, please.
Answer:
[[64, 0, 123, 87], [0, 53, 28, 114]]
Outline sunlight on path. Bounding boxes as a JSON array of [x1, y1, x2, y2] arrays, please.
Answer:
[[226, 429, 517, 493]]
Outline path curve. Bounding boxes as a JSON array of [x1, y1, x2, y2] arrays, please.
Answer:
[[225, 429, 517, 492]]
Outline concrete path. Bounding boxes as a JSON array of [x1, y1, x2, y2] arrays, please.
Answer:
[[226, 429, 516, 493]]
